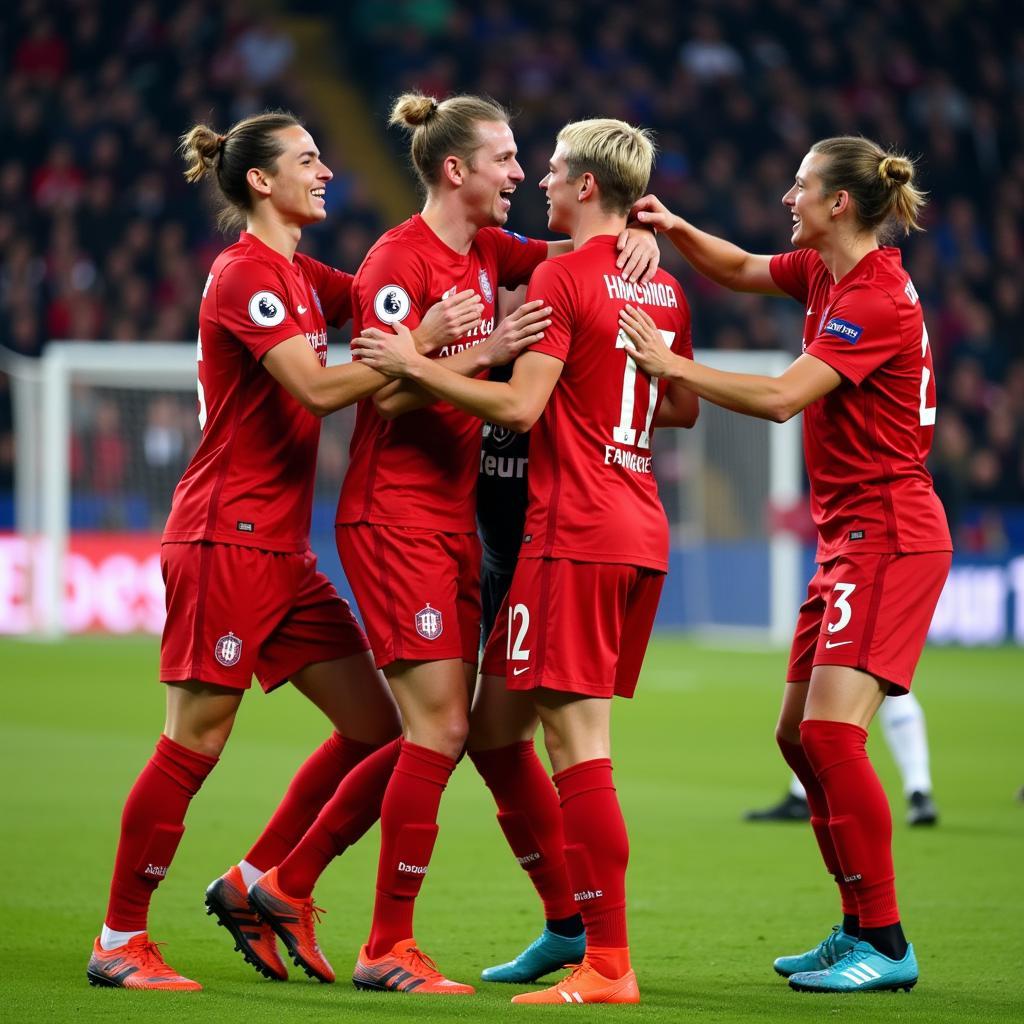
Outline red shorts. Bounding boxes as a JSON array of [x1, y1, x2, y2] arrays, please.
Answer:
[[336, 524, 481, 669], [160, 542, 369, 692], [499, 557, 664, 699], [786, 551, 952, 694]]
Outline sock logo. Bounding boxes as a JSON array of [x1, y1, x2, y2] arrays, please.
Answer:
[[516, 852, 541, 866], [144, 863, 169, 878], [398, 861, 428, 875], [843, 873, 863, 883], [573, 888, 604, 902]]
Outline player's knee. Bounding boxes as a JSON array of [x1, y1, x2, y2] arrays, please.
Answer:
[[410, 714, 469, 761]]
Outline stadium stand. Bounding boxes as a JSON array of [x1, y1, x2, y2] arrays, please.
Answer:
[[1, 0, 1021, 550]]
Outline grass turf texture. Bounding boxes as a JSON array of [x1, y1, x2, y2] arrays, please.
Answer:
[[1, 636, 1020, 1023]]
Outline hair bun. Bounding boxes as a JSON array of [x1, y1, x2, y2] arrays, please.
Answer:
[[389, 93, 440, 129], [878, 155, 912, 186]]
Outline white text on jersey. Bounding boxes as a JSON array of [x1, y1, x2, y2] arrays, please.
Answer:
[[603, 276, 678, 308]]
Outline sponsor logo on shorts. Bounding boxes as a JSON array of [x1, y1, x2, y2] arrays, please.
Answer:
[[849, 529, 865, 540], [478, 269, 494, 303], [215, 631, 243, 666], [516, 852, 541, 866], [824, 639, 853, 649], [823, 317, 863, 344], [373, 284, 411, 324], [236, 520, 254, 533], [248, 290, 286, 327], [512, 666, 530, 676], [414, 604, 443, 641], [398, 861, 428, 874]]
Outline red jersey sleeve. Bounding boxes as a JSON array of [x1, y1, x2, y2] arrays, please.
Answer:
[[671, 287, 694, 358], [522, 259, 576, 363], [352, 243, 428, 333], [213, 258, 304, 362], [769, 248, 817, 304], [806, 285, 903, 385], [482, 228, 549, 289], [295, 254, 353, 328]]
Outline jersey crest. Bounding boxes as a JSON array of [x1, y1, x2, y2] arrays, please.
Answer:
[[478, 270, 493, 303], [414, 603, 443, 640], [214, 631, 243, 667]]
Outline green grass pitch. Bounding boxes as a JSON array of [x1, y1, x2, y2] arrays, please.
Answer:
[[1, 635, 1021, 1023]]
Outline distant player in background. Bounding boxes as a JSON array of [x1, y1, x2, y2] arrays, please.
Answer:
[[747, 692, 939, 826], [249, 92, 661, 996], [622, 136, 952, 993], [355, 117, 700, 1005], [86, 111, 477, 992]]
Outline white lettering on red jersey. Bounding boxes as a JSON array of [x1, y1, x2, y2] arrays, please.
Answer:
[[337, 216, 548, 533], [519, 236, 693, 571], [769, 246, 951, 561], [164, 232, 353, 552]]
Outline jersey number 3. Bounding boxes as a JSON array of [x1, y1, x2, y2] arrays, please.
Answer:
[[613, 327, 675, 448]]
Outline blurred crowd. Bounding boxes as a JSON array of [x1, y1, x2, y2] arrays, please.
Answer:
[[1, 0, 1021, 548]]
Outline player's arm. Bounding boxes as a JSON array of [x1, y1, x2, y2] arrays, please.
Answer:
[[545, 226, 660, 285], [631, 194, 784, 296], [262, 336, 389, 417], [372, 300, 552, 419], [354, 324, 563, 433], [654, 384, 699, 428], [619, 303, 840, 422]]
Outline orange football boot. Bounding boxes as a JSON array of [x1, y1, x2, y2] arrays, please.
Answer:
[[86, 933, 202, 991], [247, 866, 334, 983], [352, 940, 475, 994], [510, 960, 640, 1004], [205, 865, 288, 981]]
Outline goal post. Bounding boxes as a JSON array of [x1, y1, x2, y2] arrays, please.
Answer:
[[6, 342, 804, 641]]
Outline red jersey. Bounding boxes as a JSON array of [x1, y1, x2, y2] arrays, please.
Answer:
[[519, 236, 693, 572], [769, 246, 951, 561], [337, 215, 548, 533], [163, 231, 353, 552]]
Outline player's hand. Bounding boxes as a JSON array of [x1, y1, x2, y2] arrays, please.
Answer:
[[351, 323, 423, 378], [481, 300, 552, 367], [618, 303, 678, 378], [414, 289, 483, 353], [616, 225, 660, 285], [629, 194, 678, 235]]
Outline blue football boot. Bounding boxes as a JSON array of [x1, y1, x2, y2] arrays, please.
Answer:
[[773, 924, 858, 977], [788, 939, 918, 992], [481, 927, 587, 983]]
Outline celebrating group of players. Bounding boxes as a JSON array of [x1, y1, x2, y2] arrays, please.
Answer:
[[86, 90, 951, 1003]]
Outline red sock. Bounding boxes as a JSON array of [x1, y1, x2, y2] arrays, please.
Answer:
[[245, 731, 382, 872], [276, 738, 401, 897], [469, 741, 578, 921], [104, 734, 217, 931], [777, 736, 858, 916], [800, 720, 899, 927], [553, 759, 630, 978], [366, 742, 455, 958]]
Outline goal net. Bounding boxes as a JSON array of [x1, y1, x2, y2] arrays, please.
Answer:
[[4, 343, 802, 641]]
